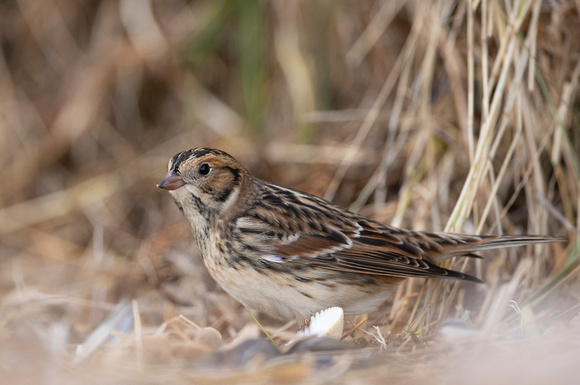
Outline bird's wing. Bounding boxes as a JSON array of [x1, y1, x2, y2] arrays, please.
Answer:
[[237, 184, 480, 281]]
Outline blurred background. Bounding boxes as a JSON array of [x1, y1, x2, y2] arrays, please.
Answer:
[[0, 0, 578, 383]]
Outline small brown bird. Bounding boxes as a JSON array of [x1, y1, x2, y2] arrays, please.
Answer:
[[158, 147, 565, 320]]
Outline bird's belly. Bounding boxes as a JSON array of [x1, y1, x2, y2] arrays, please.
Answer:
[[202, 251, 397, 320]]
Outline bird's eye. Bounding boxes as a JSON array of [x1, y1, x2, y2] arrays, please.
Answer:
[[199, 163, 211, 175]]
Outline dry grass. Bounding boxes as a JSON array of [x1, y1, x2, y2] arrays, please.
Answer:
[[0, 0, 579, 383]]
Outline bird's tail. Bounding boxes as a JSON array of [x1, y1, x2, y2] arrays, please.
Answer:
[[426, 233, 567, 262]]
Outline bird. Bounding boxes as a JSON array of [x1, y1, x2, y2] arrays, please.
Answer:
[[157, 147, 566, 321]]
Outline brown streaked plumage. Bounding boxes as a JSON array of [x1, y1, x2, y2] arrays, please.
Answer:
[[157, 147, 566, 321]]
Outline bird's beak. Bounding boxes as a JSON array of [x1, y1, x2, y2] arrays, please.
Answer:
[[157, 171, 185, 190]]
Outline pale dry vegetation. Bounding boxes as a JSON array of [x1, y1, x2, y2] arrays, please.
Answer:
[[0, 0, 579, 383]]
